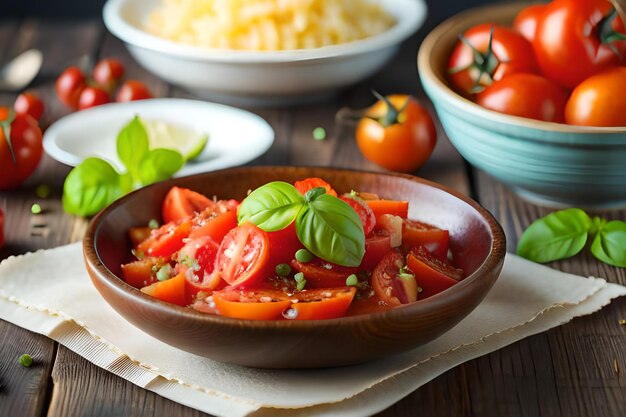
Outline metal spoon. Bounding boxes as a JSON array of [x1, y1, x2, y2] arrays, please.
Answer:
[[0, 49, 43, 92]]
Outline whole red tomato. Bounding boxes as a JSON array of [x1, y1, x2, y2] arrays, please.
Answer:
[[0, 108, 43, 189], [476, 73, 568, 123], [116, 80, 153, 102], [78, 86, 111, 110], [513, 4, 546, 42], [93, 58, 125, 91], [55, 66, 87, 109], [14, 92, 44, 121], [447, 23, 537, 95], [533, 0, 626, 89], [356, 94, 436, 173], [565, 67, 626, 126]]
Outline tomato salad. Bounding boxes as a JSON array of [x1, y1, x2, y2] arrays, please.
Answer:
[[122, 178, 464, 320]]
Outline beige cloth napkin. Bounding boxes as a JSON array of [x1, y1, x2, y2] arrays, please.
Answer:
[[0, 243, 624, 417]]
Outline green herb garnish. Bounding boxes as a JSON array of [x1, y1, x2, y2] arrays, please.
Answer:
[[294, 272, 307, 291]]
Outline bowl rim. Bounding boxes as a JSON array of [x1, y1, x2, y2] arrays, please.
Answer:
[[84, 166, 506, 330], [416, 1, 626, 135], [103, 0, 426, 63]]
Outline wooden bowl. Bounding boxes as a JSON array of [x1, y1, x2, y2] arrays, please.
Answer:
[[84, 166, 506, 368]]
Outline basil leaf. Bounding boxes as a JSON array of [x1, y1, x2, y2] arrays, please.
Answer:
[[138, 148, 184, 185], [517, 208, 592, 263], [591, 221, 626, 267], [117, 116, 149, 183], [238, 181, 305, 231], [62, 158, 124, 217], [296, 194, 365, 267]]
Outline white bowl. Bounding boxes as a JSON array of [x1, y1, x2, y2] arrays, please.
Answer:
[[103, 0, 427, 105]]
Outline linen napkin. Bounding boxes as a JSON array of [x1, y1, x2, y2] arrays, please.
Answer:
[[0, 243, 624, 417]]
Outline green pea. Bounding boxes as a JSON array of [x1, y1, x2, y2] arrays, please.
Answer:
[[295, 249, 314, 263], [345, 274, 358, 286], [275, 263, 291, 277], [19, 354, 33, 367]]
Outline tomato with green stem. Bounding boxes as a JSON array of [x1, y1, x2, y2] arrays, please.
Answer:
[[0, 108, 43, 190]]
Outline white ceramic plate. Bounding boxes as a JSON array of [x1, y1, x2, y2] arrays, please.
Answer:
[[43, 99, 275, 176]]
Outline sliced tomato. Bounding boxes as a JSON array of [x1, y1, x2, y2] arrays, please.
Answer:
[[136, 219, 191, 258], [289, 287, 356, 320], [375, 214, 403, 247], [177, 237, 223, 304], [294, 177, 338, 197], [366, 199, 409, 220], [129, 226, 152, 247], [402, 219, 449, 260], [214, 222, 270, 288], [371, 250, 419, 306], [162, 186, 215, 224], [140, 271, 186, 306], [121, 257, 166, 288], [360, 233, 391, 271], [212, 289, 291, 320], [290, 258, 358, 288], [266, 222, 301, 267], [189, 210, 238, 242], [340, 195, 376, 235], [407, 246, 464, 300]]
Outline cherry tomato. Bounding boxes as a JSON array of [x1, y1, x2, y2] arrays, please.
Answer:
[[177, 236, 223, 303], [356, 94, 436, 173], [116, 80, 153, 102], [55, 66, 87, 109], [407, 246, 464, 300], [371, 250, 419, 306], [513, 4, 546, 42], [214, 222, 270, 288], [162, 186, 215, 224], [290, 257, 358, 288], [93, 58, 125, 91], [289, 287, 356, 320], [360, 234, 391, 271], [121, 256, 166, 288], [140, 271, 186, 306], [128, 226, 152, 247], [447, 24, 537, 95], [78, 86, 111, 110], [14, 92, 44, 121], [402, 219, 449, 261], [0, 208, 4, 250], [212, 289, 291, 320], [0, 108, 43, 190], [340, 195, 376, 235], [533, 0, 626, 88], [294, 177, 337, 197], [565, 67, 626, 127], [136, 218, 192, 258], [365, 199, 409, 220], [476, 73, 568, 123], [189, 210, 238, 242]]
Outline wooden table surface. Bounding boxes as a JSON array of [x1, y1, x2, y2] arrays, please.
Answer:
[[1, 15, 625, 417]]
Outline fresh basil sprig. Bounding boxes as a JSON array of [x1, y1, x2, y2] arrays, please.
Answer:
[[237, 182, 365, 267], [517, 208, 626, 268], [62, 116, 184, 217]]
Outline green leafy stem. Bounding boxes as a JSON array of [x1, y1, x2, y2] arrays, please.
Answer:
[[63, 116, 184, 217], [517, 208, 626, 268], [237, 182, 365, 267]]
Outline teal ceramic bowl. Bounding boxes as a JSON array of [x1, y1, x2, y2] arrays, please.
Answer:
[[417, 2, 626, 209]]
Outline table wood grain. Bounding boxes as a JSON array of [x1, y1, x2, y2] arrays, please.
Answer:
[[1, 17, 625, 417]]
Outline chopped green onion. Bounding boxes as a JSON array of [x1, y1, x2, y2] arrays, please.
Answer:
[[296, 279, 307, 291], [294, 272, 305, 283], [295, 248, 314, 263], [31, 203, 42, 215], [148, 219, 159, 229], [345, 274, 358, 286], [275, 263, 291, 277], [35, 184, 51, 199], [156, 264, 172, 281], [312, 127, 326, 141], [398, 265, 415, 280], [19, 354, 33, 367]]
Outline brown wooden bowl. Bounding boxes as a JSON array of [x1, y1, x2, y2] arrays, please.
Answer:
[[83, 166, 506, 369]]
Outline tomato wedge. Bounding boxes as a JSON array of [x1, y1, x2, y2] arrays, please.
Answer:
[[212, 289, 291, 320], [136, 219, 191, 258], [289, 287, 356, 320], [177, 236, 223, 303], [290, 258, 358, 288], [407, 246, 464, 300], [162, 186, 215, 224], [402, 219, 449, 260], [366, 199, 409, 220], [371, 250, 419, 306], [121, 257, 166, 288], [140, 271, 186, 306], [214, 222, 270, 288], [340, 195, 376, 235], [189, 210, 238, 242], [360, 234, 391, 271], [294, 177, 338, 197]]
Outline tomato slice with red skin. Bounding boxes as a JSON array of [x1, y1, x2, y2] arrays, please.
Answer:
[[371, 250, 410, 306], [214, 222, 270, 288], [121, 257, 166, 289], [177, 237, 224, 304], [140, 271, 186, 306], [189, 210, 238, 242], [402, 219, 449, 261], [266, 222, 301, 267], [294, 177, 338, 197], [129, 226, 152, 247], [290, 258, 358, 288], [289, 287, 356, 320], [136, 219, 191, 258], [360, 234, 391, 271], [407, 246, 464, 300], [212, 289, 291, 320], [162, 186, 215, 224], [340, 195, 376, 235], [366, 199, 409, 220]]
